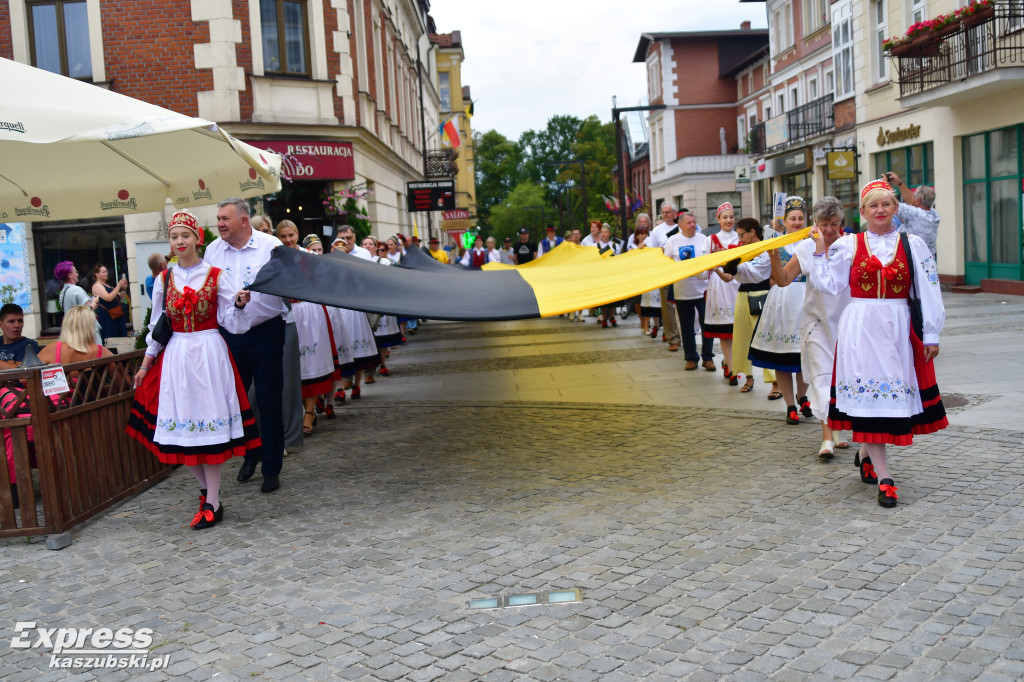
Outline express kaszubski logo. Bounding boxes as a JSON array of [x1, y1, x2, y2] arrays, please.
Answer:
[[239, 168, 265, 191], [14, 196, 50, 218], [99, 188, 138, 212], [192, 178, 212, 201], [11, 622, 169, 671]]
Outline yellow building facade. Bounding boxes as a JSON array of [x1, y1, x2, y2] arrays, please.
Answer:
[[431, 31, 478, 237]]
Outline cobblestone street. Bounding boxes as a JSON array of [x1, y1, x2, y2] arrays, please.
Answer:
[[3, 293, 1024, 681]]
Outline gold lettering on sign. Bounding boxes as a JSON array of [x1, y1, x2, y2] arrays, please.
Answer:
[[877, 124, 921, 147]]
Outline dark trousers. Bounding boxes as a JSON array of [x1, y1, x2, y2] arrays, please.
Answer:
[[675, 297, 713, 362], [221, 316, 285, 477]]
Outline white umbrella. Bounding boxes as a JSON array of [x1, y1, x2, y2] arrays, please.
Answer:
[[0, 57, 282, 222]]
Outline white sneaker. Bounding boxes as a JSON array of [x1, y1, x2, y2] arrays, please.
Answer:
[[283, 448, 289, 457]]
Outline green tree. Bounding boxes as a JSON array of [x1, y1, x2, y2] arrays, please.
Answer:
[[488, 181, 548, 242], [518, 114, 584, 197], [473, 130, 523, 228], [560, 116, 617, 226]]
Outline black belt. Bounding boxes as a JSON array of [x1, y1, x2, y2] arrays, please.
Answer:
[[738, 280, 770, 293]]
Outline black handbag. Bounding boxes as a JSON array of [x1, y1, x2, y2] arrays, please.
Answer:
[[747, 292, 767, 316], [151, 270, 172, 345], [900, 233, 925, 339]]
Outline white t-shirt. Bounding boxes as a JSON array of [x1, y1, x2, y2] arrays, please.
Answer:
[[664, 231, 709, 300], [648, 221, 680, 249]]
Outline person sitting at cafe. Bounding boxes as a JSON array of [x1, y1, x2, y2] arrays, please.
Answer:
[[0, 304, 41, 370]]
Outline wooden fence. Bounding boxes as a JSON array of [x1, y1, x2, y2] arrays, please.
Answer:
[[0, 349, 173, 541]]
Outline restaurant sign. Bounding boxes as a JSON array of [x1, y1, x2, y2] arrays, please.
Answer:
[[244, 140, 355, 180]]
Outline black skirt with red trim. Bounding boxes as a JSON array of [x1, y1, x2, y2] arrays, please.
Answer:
[[126, 352, 262, 466], [702, 322, 733, 339], [828, 329, 948, 446]]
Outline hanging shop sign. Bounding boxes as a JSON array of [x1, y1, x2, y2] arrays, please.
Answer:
[[407, 180, 456, 212], [442, 209, 471, 232], [734, 165, 751, 192], [876, 124, 921, 147], [245, 140, 355, 180], [826, 150, 858, 180], [780, 150, 810, 174]]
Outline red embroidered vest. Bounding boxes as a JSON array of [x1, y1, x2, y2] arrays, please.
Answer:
[[470, 249, 488, 267], [849, 232, 911, 300], [709, 234, 739, 253], [164, 267, 222, 333]]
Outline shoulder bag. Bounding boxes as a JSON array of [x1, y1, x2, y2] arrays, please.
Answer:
[[900, 232, 924, 339], [151, 270, 172, 345]]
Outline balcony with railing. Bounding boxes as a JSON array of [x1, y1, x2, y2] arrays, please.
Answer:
[[893, 2, 1024, 106], [425, 148, 458, 178], [747, 93, 835, 155]]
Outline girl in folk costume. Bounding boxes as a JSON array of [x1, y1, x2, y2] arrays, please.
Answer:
[[460, 236, 496, 267], [128, 211, 258, 530], [628, 222, 661, 337], [749, 196, 812, 425], [703, 202, 741, 384], [596, 224, 622, 328], [809, 180, 947, 508], [768, 197, 852, 459], [284, 234, 338, 436], [723, 219, 777, 396]]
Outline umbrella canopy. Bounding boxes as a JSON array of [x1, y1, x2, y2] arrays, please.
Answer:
[[0, 58, 282, 222]]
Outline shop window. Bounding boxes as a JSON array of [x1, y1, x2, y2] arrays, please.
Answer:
[[825, 177, 859, 232], [783, 172, 812, 209], [34, 221, 128, 335], [962, 126, 1024, 283], [27, 0, 92, 79], [260, 0, 310, 76], [873, 143, 934, 199]]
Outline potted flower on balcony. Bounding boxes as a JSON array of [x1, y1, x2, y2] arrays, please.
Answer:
[[956, 0, 995, 30], [884, 35, 914, 57]]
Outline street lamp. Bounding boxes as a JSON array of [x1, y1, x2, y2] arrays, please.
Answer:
[[545, 159, 587, 229], [612, 103, 666, 242]]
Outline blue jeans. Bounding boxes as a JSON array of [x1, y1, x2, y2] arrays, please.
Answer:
[[675, 298, 713, 362]]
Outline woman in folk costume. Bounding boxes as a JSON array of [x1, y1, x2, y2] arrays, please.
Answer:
[[703, 202, 741, 384], [749, 196, 812, 425], [809, 180, 947, 508], [286, 234, 339, 436], [596, 224, 622, 328], [768, 197, 852, 459], [723, 219, 777, 396], [128, 211, 258, 530], [628, 222, 661, 337]]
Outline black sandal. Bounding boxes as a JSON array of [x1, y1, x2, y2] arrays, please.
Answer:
[[739, 377, 755, 393]]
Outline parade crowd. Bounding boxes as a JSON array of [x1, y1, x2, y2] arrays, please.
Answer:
[[3, 174, 945, 529]]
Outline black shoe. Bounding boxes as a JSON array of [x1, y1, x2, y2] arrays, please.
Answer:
[[878, 478, 898, 508], [798, 396, 813, 418], [858, 453, 878, 484], [191, 502, 222, 529], [261, 475, 280, 493], [786, 406, 800, 425], [237, 458, 257, 483]]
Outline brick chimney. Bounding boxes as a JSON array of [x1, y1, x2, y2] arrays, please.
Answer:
[[740, 21, 751, 30]]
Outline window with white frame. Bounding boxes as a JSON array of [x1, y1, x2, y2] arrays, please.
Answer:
[[872, 0, 888, 83], [808, 76, 819, 100], [738, 116, 747, 149], [647, 53, 662, 102], [825, 68, 835, 95], [832, 0, 855, 99], [790, 85, 799, 108], [777, 92, 785, 114], [911, 0, 927, 23], [439, 71, 451, 111], [259, 0, 310, 76], [772, 5, 794, 55], [804, 0, 830, 34]]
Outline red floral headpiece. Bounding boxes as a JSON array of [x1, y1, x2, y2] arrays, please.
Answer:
[[169, 211, 203, 245], [716, 202, 734, 219], [861, 180, 894, 199]]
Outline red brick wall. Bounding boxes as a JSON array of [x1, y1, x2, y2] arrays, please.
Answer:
[[674, 108, 739, 157], [234, 0, 253, 122], [669, 38, 735, 105], [0, 4, 12, 60], [322, 0, 342, 123], [834, 97, 856, 131], [100, 0, 211, 117]]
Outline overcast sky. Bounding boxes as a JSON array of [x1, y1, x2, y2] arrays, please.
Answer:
[[426, 1, 769, 141]]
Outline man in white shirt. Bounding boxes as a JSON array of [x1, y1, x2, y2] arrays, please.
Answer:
[[887, 171, 939, 259], [664, 211, 713, 370], [536, 225, 565, 258], [205, 198, 291, 493], [580, 221, 601, 247], [335, 225, 372, 259], [648, 203, 682, 351]]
